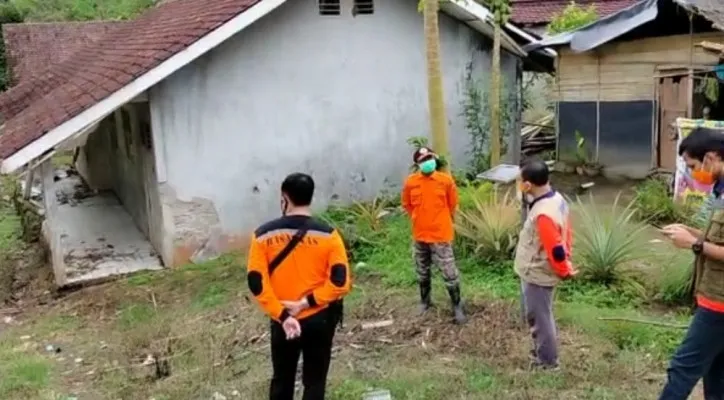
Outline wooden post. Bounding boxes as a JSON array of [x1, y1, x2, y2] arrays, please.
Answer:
[[652, 75, 658, 169], [595, 53, 601, 162], [40, 160, 66, 287], [23, 167, 34, 200], [555, 56, 562, 162], [687, 13, 694, 118], [513, 62, 526, 326]]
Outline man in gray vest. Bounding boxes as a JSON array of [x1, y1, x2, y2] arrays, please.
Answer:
[[514, 159, 576, 370], [659, 128, 724, 400]]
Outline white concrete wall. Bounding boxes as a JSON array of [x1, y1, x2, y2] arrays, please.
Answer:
[[150, 0, 520, 240], [77, 104, 164, 251]]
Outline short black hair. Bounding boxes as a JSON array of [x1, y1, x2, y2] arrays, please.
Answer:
[[678, 127, 724, 161], [520, 159, 549, 186], [281, 173, 315, 206]]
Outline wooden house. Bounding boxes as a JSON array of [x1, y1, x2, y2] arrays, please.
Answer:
[[526, 0, 724, 178]]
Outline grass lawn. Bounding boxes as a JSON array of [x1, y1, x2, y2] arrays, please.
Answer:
[[0, 202, 701, 399]]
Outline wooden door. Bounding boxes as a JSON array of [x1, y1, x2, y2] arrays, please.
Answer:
[[658, 76, 689, 170]]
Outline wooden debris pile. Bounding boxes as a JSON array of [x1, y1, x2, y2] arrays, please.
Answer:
[[521, 113, 555, 157]]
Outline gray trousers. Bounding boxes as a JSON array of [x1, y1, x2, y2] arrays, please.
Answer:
[[521, 280, 558, 367]]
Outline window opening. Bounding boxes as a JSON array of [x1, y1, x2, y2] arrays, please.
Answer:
[[319, 0, 340, 15], [353, 0, 373, 15]]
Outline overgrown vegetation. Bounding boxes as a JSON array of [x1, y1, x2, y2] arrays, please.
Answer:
[[0, 1, 24, 90], [633, 178, 698, 226], [547, 1, 599, 35], [572, 194, 649, 297], [460, 62, 518, 175], [0, 178, 700, 399], [455, 186, 519, 262], [0, 0, 156, 91], [0, 177, 22, 303], [323, 185, 689, 358], [655, 249, 694, 306], [8, 0, 153, 21]]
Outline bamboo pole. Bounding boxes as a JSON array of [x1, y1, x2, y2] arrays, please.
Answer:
[[597, 317, 687, 329]]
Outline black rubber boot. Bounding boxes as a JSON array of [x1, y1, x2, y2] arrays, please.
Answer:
[[447, 285, 467, 324], [419, 280, 432, 314]]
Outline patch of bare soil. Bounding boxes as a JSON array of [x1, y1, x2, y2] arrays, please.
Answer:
[[551, 171, 638, 203], [342, 299, 522, 360], [0, 243, 54, 308], [2, 272, 672, 399]]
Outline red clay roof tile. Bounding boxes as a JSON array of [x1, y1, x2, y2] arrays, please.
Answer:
[[510, 0, 638, 26], [0, 0, 261, 160]]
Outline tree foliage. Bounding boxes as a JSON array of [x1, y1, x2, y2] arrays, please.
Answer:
[[0, 1, 24, 91], [547, 1, 598, 35], [11, 0, 154, 22], [488, 0, 511, 25]]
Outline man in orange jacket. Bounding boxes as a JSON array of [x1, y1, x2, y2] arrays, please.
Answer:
[[401, 147, 466, 324], [247, 173, 352, 400]]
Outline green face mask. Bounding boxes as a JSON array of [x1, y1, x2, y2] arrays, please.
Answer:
[[419, 159, 437, 174]]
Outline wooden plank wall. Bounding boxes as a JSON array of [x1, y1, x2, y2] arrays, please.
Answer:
[[554, 32, 724, 102]]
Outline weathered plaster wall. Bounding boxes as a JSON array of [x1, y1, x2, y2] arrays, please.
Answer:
[[76, 103, 165, 257], [150, 0, 520, 263], [76, 117, 115, 191]]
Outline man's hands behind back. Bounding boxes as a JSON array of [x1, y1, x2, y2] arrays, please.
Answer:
[[281, 298, 310, 317], [282, 317, 301, 340]]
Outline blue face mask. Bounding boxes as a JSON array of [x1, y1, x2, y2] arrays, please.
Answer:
[[419, 159, 437, 174]]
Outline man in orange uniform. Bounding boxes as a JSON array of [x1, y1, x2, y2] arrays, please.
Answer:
[[514, 159, 575, 369], [401, 146, 466, 324], [247, 173, 351, 400]]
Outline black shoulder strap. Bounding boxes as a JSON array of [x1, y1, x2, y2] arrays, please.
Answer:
[[268, 221, 310, 276]]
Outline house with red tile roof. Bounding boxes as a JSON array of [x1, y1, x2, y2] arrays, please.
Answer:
[[525, 0, 724, 178], [510, 0, 637, 35], [0, 0, 545, 286]]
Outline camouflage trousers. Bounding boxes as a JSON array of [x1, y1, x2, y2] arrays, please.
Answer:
[[413, 241, 460, 288]]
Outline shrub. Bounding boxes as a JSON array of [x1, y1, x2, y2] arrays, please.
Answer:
[[655, 249, 694, 306], [458, 181, 496, 211], [633, 179, 696, 225], [348, 196, 389, 232], [452, 169, 476, 187], [0, 190, 21, 305], [455, 188, 520, 261], [573, 194, 650, 295], [317, 197, 394, 262]]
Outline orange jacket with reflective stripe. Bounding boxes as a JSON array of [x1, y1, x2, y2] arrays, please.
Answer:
[[401, 171, 458, 243], [246, 215, 351, 322]]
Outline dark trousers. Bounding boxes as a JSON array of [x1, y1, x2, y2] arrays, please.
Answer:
[[660, 307, 724, 400], [269, 309, 336, 400], [521, 281, 558, 366]]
